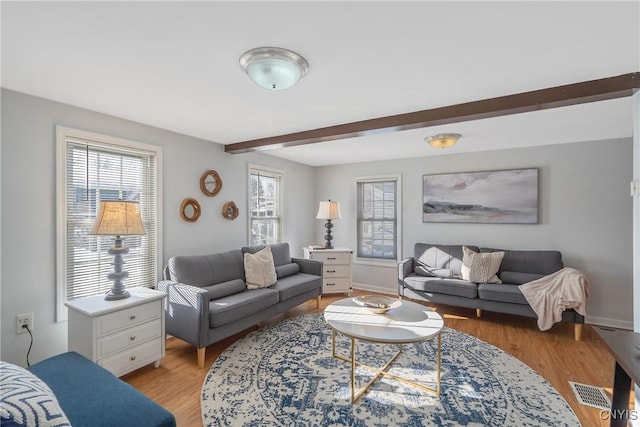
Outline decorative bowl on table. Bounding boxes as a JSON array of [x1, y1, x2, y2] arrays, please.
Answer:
[[352, 295, 401, 314]]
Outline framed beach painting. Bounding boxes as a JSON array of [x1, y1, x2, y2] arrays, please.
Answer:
[[422, 168, 538, 224]]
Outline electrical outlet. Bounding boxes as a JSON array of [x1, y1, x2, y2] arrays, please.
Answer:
[[16, 313, 33, 334]]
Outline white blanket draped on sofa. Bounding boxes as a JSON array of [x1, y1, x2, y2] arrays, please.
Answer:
[[519, 267, 589, 331]]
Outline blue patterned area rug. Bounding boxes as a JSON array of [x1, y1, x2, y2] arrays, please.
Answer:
[[201, 313, 579, 426]]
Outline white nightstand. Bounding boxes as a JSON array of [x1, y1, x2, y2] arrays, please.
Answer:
[[65, 287, 166, 377], [304, 246, 353, 295]]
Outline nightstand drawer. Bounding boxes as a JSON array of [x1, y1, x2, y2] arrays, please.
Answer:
[[313, 252, 352, 264], [98, 301, 160, 336], [323, 265, 350, 277], [98, 319, 162, 358], [323, 278, 351, 292], [99, 338, 162, 375]]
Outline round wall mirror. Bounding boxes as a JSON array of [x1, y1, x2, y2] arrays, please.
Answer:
[[180, 198, 201, 222], [222, 201, 239, 220], [200, 170, 222, 197]]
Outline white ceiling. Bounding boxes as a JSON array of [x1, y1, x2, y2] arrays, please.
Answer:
[[2, 1, 638, 166]]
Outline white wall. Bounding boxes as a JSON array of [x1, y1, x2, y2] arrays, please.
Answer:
[[315, 139, 634, 328], [0, 89, 316, 365]]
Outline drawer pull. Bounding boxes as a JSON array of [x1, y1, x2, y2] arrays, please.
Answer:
[[326, 283, 336, 286], [130, 355, 137, 361], [130, 335, 136, 341], [327, 257, 336, 260], [327, 270, 336, 273], [130, 315, 136, 320]]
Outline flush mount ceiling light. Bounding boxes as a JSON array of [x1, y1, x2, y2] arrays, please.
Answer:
[[239, 47, 309, 91], [425, 133, 461, 149]]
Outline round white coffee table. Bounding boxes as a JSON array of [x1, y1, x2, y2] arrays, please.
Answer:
[[324, 297, 444, 403]]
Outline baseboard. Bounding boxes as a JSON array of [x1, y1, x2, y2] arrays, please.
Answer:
[[352, 282, 396, 296], [586, 315, 633, 330]]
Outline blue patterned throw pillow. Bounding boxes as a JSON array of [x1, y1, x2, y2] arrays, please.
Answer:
[[0, 361, 71, 427]]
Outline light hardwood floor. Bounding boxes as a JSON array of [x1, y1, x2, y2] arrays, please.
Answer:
[[123, 290, 626, 426]]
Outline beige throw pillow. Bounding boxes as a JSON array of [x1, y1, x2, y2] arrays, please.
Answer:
[[244, 246, 277, 289], [461, 246, 504, 284]]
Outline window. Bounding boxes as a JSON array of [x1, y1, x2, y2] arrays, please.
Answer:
[[356, 176, 401, 261], [248, 165, 283, 246], [56, 127, 162, 321]]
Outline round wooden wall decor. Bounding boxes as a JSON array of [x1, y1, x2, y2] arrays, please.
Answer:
[[180, 198, 201, 222], [200, 170, 222, 197], [222, 201, 239, 220]]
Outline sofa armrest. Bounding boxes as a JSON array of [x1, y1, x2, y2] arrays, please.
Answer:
[[398, 258, 414, 295], [292, 257, 323, 277], [157, 281, 209, 348], [398, 257, 414, 282]]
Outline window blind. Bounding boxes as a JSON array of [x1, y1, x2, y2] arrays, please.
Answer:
[[249, 167, 282, 245], [63, 138, 158, 301], [357, 179, 398, 260]]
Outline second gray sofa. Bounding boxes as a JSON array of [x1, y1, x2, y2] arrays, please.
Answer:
[[398, 243, 585, 340], [158, 242, 322, 367]]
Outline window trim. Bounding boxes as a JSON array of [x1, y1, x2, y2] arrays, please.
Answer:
[[353, 174, 402, 265], [55, 126, 163, 321], [247, 163, 284, 246]]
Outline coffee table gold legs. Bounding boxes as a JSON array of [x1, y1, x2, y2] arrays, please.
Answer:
[[331, 329, 442, 403]]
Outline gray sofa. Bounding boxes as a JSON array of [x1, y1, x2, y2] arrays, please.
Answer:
[[158, 242, 323, 367], [398, 243, 585, 340]]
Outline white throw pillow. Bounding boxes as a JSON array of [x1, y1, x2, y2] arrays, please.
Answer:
[[461, 246, 504, 284], [244, 246, 277, 289]]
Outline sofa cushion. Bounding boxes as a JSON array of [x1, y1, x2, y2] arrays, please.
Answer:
[[499, 271, 545, 285], [1, 361, 71, 427], [203, 279, 246, 300], [480, 248, 563, 275], [462, 246, 503, 284], [209, 288, 279, 328], [166, 250, 244, 287], [244, 246, 277, 289], [272, 273, 322, 301], [413, 244, 479, 278], [275, 262, 300, 279], [478, 283, 529, 305], [242, 242, 292, 267], [404, 274, 478, 299]]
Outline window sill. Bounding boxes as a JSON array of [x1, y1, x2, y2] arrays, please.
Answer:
[[353, 258, 398, 268]]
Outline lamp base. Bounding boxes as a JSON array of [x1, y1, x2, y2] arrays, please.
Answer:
[[323, 219, 334, 249], [104, 238, 131, 301], [104, 288, 131, 301]]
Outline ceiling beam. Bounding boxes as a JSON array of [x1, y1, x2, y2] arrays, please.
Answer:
[[224, 72, 640, 154]]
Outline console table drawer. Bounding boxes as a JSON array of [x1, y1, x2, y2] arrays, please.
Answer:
[[99, 338, 162, 376], [323, 278, 351, 292], [313, 252, 352, 265], [323, 265, 350, 277], [98, 319, 162, 358], [98, 301, 160, 336]]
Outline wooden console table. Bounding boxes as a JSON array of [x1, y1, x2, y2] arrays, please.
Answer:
[[594, 326, 640, 427]]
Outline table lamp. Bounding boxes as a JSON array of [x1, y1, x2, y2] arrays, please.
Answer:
[[90, 200, 145, 300], [316, 200, 341, 249]]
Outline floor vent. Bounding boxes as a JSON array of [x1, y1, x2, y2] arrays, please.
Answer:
[[569, 381, 611, 410]]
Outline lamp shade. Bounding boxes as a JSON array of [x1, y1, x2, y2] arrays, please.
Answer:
[[90, 200, 145, 236], [316, 200, 342, 220]]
